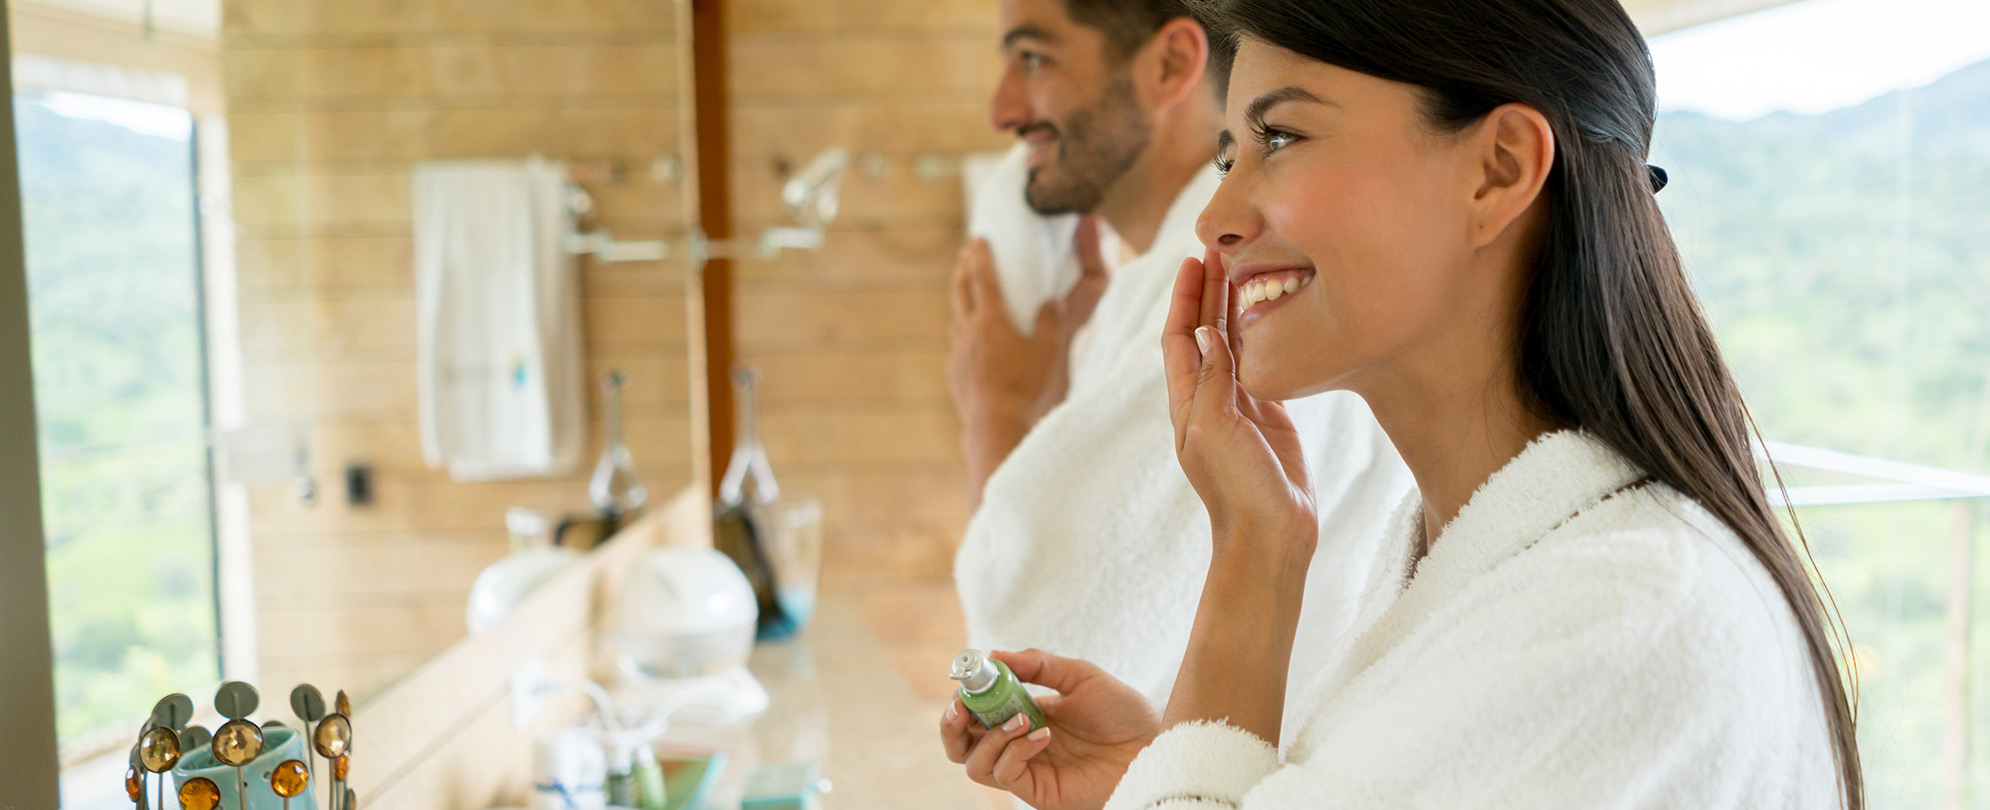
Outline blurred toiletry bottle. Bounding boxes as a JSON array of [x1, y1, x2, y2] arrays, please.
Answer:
[[590, 369, 649, 525], [605, 742, 666, 810], [950, 649, 1046, 732], [633, 746, 668, 810], [607, 744, 637, 808], [714, 365, 795, 640]]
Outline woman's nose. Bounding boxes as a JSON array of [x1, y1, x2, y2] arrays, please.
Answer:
[[1195, 174, 1258, 253]]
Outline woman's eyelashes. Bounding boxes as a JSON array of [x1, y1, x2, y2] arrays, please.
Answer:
[[1214, 126, 1302, 178], [1253, 123, 1300, 155]]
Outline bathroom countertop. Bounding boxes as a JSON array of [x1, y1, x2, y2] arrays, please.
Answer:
[[656, 596, 990, 809]]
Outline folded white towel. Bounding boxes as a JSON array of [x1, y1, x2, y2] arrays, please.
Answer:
[[962, 143, 1121, 334], [414, 156, 586, 481]]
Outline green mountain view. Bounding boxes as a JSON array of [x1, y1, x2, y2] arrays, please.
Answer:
[[13, 92, 218, 749], [1655, 57, 1990, 809]]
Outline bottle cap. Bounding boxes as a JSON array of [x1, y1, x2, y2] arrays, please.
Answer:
[[949, 649, 997, 694]]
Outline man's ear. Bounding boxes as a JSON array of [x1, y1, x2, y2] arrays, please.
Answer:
[[1140, 17, 1210, 109], [1467, 103, 1555, 249]]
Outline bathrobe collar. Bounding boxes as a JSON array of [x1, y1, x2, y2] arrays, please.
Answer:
[[1068, 164, 1222, 389], [1309, 429, 1650, 718], [1405, 429, 1647, 595]]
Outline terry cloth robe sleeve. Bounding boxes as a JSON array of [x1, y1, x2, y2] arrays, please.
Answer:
[[1107, 432, 1836, 810]]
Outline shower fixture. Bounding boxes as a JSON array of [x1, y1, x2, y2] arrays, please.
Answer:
[[780, 148, 850, 230]]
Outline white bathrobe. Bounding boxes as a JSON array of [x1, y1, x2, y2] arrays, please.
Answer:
[[1105, 431, 1839, 809], [954, 164, 1414, 745]]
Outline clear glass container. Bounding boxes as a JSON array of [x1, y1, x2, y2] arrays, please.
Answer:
[[589, 369, 649, 516]]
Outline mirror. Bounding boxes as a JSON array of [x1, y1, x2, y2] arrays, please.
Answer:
[[9, 0, 701, 763], [216, 1, 702, 703]]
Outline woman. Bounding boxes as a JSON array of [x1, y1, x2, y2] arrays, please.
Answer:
[[938, 0, 1861, 807]]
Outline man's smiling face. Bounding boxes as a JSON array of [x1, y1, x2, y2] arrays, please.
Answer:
[[990, 0, 1153, 215]]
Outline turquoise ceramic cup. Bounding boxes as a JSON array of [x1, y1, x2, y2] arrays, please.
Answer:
[[173, 725, 321, 810]]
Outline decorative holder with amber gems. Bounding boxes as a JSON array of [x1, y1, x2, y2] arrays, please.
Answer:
[[127, 681, 354, 810]]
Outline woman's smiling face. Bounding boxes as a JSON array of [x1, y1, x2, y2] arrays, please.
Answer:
[[1197, 37, 1488, 401]]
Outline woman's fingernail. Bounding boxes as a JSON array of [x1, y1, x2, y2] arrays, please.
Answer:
[[1195, 326, 1213, 354], [1027, 726, 1051, 741], [1004, 713, 1028, 732], [944, 704, 957, 723]]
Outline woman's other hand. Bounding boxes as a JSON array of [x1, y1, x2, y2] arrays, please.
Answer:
[[939, 649, 1160, 810], [1161, 250, 1319, 559]]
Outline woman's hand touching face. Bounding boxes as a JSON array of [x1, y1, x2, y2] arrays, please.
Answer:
[[1161, 250, 1319, 561]]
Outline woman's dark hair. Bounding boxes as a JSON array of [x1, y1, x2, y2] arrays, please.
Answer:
[[1194, 0, 1862, 805]]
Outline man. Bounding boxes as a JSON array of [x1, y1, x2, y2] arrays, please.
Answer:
[[945, 0, 1413, 768]]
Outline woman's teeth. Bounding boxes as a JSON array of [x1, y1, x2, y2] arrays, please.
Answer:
[[1240, 274, 1311, 309]]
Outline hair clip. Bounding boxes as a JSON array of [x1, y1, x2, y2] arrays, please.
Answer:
[[1647, 164, 1669, 194]]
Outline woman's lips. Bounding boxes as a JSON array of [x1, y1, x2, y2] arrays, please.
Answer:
[[1227, 267, 1315, 331], [1235, 268, 1314, 314]]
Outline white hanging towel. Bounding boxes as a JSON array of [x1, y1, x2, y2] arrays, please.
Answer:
[[961, 143, 1122, 335], [414, 156, 586, 481]]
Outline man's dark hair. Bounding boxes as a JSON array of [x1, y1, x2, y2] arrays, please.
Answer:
[[1064, 0, 1232, 96]]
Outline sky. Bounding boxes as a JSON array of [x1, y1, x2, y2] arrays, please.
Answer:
[[24, 91, 191, 141], [1649, 0, 1990, 119]]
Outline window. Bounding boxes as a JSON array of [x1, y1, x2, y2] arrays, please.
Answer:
[[14, 90, 219, 760], [1650, 0, 1990, 806]]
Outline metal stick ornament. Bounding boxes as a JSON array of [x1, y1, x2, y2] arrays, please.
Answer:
[[178, 777, 221, 810], [137, 694, 193, 810], [179, 725, 213, 752], [138, 725, 178, 810], [126, 744, 148, 810], [290, 684, 327, 806], [312, 691, 354, 810], [175, 726, 214, 810], [338, 691, 356, 810], [211, 682, 265, 810], [270, 757, 309, 810]]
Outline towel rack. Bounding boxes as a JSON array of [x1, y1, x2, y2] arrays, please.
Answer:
[[563, 226, 828, 265], [561, 180, 672, 263], [564, 148, 851, 266]]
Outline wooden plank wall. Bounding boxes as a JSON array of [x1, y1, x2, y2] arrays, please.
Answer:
[[722, 0, 1008, 708], [217, 0, 696, 701]]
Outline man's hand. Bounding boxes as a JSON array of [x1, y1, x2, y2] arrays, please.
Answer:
[[948, 216, 1110, 505]]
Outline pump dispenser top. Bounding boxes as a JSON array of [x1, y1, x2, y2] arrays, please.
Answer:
[[950, 650, 998, 694]]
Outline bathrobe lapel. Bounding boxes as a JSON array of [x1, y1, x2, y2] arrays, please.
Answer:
[[1289, 431, 1646, 755]]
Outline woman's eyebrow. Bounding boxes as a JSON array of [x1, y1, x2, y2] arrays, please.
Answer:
[[1245, 86, 1331, 125], [1217, 130, 1235, 155]]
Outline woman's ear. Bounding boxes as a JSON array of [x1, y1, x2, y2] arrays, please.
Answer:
[[1467, 103, 1555, 249], [1142, 17, 1211, 109]]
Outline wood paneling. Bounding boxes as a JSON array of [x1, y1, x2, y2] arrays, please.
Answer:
[[221, 0, 675, 40], [725, 2, 998, 759]]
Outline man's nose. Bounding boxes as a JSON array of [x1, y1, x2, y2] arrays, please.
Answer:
[[988, 67, 1030, 133]]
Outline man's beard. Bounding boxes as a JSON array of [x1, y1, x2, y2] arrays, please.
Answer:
[[1023, 74, 1151, 216]]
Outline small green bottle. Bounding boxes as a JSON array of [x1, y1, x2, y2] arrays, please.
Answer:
[[950, 649, 1047, 732]]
